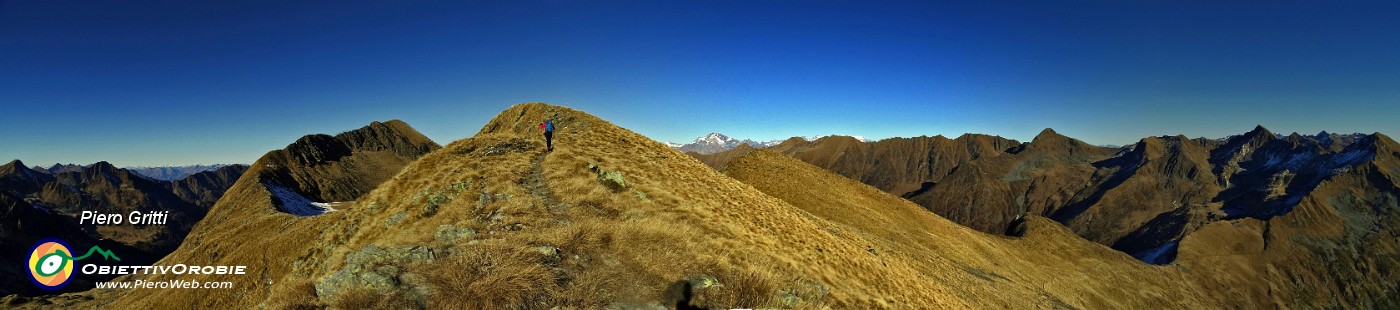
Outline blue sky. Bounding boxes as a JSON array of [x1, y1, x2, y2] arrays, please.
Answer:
[[3, 1, 1398, 166]]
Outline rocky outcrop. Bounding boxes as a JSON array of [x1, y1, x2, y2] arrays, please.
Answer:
[[254, 120, 441, 206]]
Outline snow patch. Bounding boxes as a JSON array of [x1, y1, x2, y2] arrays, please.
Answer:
[[1133, 241, 1180, 265], [1282, 152, 1315, 170], [1260, 153, 1284, 168], [25, 200, 55, 215], [1329, 149, 1373, 167], [264, 182, 336, 216]]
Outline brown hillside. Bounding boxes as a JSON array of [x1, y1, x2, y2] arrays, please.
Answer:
[[723, 149, 1218, 308], [704, 125, 1400, 307]]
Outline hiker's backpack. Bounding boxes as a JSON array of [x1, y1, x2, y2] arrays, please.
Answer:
[[545, 121, 554, 132]]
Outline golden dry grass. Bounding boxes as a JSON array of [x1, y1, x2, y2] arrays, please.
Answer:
[[20, 103, 1249, 309], [264, 279, 326, 310], [413, 242, 558, 309]]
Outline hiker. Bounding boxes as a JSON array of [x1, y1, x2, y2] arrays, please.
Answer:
[[539, 119, 555, 151]]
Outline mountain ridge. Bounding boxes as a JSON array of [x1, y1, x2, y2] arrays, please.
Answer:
[[695, 124, 1400, 307], [125, 164, 238, 181]]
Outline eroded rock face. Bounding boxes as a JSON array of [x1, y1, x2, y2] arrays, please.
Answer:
[[286, 134, 353, 165], [337, 120, 442, 158], [256, 119, 442, 207]]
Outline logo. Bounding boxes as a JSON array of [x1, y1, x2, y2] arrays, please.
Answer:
[[27, 238, 121, 290]]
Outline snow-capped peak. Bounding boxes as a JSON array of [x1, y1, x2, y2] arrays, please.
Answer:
[[695, 132, 737, 145], [669, 132, 782, 154]]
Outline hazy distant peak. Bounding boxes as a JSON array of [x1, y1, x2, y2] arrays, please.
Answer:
[[671, 132, 783, 154], [125, 164, 235, 181]]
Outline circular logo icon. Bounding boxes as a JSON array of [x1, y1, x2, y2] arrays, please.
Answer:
[[28, 238, 75, 291]]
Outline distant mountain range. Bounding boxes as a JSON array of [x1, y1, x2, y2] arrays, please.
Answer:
[[668, 133, 781, 154], [668, 132, 868, 154], [0, 160, 248, 296], [124, 164, 238, 181], [30, 164, 243, 181]]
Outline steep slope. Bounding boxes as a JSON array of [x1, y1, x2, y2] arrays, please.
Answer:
[[252, 119, 440, 214], [1175, 133, 1400, 308], [715, 126, 1400, 307], [1060, 135, 1222, 262], [16, 103, 1229, 309], [723, 149, 1217, 308], [907, 129, 1117, 237]]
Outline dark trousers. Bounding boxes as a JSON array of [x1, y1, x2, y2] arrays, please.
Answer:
[[544, 131, 553, 150]]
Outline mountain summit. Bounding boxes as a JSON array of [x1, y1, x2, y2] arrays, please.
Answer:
[[253, 119, 440, 215], [670, 132, 781, 154]]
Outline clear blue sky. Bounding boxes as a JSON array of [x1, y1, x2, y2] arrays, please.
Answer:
[[3, 1, 1398, 166]]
